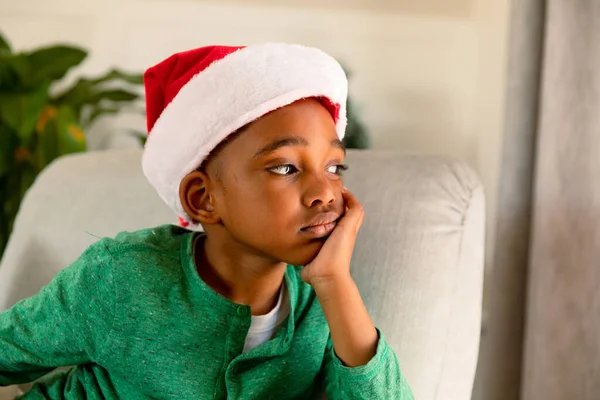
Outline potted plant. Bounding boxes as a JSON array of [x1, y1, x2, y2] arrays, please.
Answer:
[[0, 32, 143, 257]]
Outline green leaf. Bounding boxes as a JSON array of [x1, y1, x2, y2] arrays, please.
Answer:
[[86, 89, 139, 103], [0, 85, 49, 144], [343, 99, 370, 149], [22, 45, 87, 86], [0, 125, 17, 177], [53, 69, 143, 106], [83, 106, 119, 128], [55, 105, 86, 155], [36, 110, 59, 170], [342, 125, 370, 149], [0, 183, 8, 255], [0, 32, 11, 54], [58, 88, 140, 119], [54, 84, 139, 112], [2, 165, 23, 239], [19, 163, 36, 201], [51, 77, 94, 112], [90, 69, 143, 85], [0, 53, 31, 90], [35, 105, 86, 169], [126, 129, 148, 146]]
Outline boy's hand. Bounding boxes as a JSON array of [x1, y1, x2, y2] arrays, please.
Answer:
[[302, 187, 378, 367], [301, 188, 364, 287]]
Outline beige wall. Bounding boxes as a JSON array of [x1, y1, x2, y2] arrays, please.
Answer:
[[201, 0, 475, 17], [0, 0, 508, 299]]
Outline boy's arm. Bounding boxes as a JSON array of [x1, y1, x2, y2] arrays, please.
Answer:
[[313, 276, 377, 367], [315, 278, 413, 399], [0, 240, 116, 386], [303, 188, 413, 398], [319, 331, 413, 399]]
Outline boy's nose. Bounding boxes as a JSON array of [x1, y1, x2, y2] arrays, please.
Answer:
[[301, 173, 336, 208]]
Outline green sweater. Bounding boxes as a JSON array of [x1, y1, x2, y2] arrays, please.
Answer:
[[0, 225, 413, 399]]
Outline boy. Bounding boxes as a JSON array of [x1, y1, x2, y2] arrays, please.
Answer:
[[0, 43, 413, 399]]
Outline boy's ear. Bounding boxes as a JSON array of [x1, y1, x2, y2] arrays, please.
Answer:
[[178, 171, 221, 225]]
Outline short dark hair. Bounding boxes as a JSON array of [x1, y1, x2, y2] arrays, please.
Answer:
[[197, 124, 250, 178]]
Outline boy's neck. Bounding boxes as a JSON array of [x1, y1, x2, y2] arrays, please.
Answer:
[[194, 234, 287, 316]]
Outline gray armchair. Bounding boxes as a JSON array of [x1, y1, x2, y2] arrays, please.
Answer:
[[0, 149, 484, 399]]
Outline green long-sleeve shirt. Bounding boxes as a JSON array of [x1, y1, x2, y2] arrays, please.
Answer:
[[0, 225, 413, 399]]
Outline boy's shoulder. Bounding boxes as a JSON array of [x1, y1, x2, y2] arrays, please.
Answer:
[[79, 224, 192, 278], [75, 224, 192, 289], [102, 224, 191, 256]]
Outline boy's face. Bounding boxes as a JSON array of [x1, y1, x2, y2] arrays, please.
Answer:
[[183, 98, 347, 266]]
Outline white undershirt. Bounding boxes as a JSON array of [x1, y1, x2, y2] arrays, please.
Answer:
[[242, 282, 290, 353]]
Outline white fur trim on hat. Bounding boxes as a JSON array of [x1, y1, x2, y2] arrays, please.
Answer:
[[142, 43, 348, 230]]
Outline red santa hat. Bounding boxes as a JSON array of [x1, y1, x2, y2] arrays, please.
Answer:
[[142, 43, 348, 230]]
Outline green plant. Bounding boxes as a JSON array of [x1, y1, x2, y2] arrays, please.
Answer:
[[0, 32, 143, 257], [341, 66, 370, 150], [343, 97, 370, 149]]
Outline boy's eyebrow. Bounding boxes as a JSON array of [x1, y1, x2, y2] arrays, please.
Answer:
[[252, 136, 309, 159], [253, 136, 346, 159], [331, 138, 346, 155]]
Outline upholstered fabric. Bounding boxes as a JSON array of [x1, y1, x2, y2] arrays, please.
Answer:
[[0, 149, 484, 400]]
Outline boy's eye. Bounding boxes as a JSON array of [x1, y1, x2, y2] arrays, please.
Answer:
[[327, 164, 349, 176], [268, 164, 299, 175]]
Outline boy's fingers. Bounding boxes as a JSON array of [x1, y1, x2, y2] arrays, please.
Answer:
[[340, 188, 364, 234], [342, 187, 360, 207]]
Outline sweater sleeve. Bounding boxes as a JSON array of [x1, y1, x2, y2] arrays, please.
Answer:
[[321, 329, 414, 400], [0, 239, 117, 386]]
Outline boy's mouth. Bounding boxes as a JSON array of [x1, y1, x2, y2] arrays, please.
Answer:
[[300, 212, 341, 238]]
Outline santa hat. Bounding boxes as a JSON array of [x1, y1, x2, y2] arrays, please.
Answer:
[[142, 43, 348, 230]]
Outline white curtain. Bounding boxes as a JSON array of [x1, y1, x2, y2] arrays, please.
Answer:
[[523, 1, 600, 399], [475, 1, 600, 399]]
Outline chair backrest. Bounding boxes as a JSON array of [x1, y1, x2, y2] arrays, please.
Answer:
[[0, 148, 484, 400]]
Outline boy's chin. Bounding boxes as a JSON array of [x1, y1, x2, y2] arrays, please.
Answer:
[[281, 239, 326, 267]]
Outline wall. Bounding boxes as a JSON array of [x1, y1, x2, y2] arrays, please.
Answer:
[[0, 0, 509, 393]]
